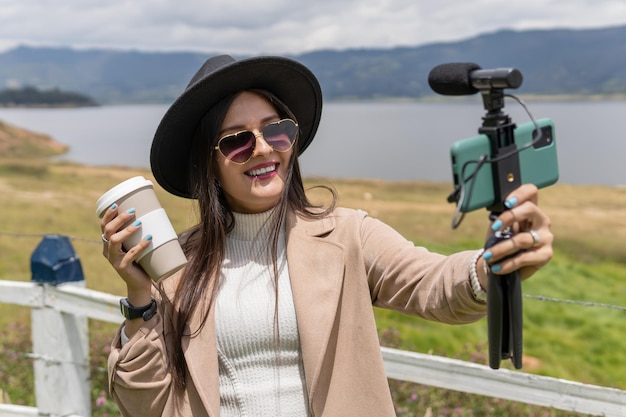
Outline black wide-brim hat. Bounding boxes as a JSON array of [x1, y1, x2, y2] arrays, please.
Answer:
[[150, 54, 323, 198]]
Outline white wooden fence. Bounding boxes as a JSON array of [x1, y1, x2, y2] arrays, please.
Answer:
[[0, 279, 624, 417]]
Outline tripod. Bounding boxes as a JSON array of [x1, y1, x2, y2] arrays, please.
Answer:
[[478, 88, 524, 369]]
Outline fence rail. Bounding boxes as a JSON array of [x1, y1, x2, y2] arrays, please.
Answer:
[[1, 280, 624, 417]]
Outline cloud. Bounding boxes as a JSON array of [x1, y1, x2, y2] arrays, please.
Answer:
[[0, 0, 625, 54]]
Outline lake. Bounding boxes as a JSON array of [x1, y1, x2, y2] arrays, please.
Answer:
[[1, 99, 625, 186]]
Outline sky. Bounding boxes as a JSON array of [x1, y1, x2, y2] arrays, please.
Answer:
[[0, 0, 625, 55]]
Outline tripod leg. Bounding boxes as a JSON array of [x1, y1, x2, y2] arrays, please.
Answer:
[[487, 270, 504, 369], [501, 276, 511, 360], [508, 271, 524, 369]]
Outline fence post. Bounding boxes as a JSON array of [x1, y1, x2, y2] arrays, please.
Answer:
[[30, 235, 91, 417]]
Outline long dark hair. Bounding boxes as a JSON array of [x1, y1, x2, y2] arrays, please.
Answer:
[[161, 89, 336, 388]]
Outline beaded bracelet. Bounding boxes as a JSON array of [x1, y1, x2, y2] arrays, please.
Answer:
[[469, 249, 487, 303]]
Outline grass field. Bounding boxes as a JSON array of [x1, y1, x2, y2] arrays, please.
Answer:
[[0, 158, 625, 413]]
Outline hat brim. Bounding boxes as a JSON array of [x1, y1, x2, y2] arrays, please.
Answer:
[[150, 56, 322, 198]]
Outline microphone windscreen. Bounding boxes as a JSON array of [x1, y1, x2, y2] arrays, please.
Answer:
[[428, 63, 482, 96]]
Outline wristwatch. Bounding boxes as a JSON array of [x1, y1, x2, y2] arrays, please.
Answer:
[[120, 298, 157, 321]]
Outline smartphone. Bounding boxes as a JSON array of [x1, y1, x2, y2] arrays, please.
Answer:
[[450, 118, 559, 212]]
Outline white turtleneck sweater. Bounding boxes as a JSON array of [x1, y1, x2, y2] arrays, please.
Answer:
[[215, 210, 310, 416]]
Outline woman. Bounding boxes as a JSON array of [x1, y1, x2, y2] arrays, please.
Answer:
[[100, 55, 553, 416]]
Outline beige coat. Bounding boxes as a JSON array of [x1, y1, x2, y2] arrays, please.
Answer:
[[108, 208, 486, 416]]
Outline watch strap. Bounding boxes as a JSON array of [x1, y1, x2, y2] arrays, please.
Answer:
[[120, 298, 157, 321]]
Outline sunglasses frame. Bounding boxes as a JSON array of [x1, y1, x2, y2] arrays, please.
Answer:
[[214, 118, 299, 164]]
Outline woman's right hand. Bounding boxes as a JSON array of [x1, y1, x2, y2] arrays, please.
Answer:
[[100, 204, 153, 304]]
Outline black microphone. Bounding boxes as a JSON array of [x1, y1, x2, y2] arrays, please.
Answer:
[[428, 63, 523, 96]]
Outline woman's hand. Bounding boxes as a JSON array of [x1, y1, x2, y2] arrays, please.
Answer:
[[100, 204, 153, 305], [476, 184, 553, 287]]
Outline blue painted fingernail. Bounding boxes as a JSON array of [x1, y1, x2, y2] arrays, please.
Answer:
[[491, 219, 503, 231], [145, 234, 153, 241], [126, 208, 136, 214], [109, 203, 117, 211], [491, 264, 502, 273], [483, 250, 493, 261], [505, 197, 518, 209], [133, 219, 142, 227]]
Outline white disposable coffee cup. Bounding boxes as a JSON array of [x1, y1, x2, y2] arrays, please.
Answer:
[[96, 176, 187, 281]]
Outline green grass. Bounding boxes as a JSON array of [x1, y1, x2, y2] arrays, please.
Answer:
[[1, 161, 624, 415]]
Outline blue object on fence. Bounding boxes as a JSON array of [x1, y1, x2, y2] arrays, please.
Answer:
[[31, 235, 85, 284]]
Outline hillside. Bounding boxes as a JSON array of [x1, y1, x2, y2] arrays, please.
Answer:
[[0, 119, 68, 158], [0, 25, 625, 103]]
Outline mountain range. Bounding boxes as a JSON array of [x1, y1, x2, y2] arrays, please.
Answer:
[[0, 25, 625, 104]]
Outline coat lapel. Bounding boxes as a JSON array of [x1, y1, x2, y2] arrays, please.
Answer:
[[158, 273, 220, 416], [182, 295, 220, 415], [285, 211, 345, 401]]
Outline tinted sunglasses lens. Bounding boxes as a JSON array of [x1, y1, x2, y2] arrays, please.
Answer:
[[262, 120, 297, 151], [218, 132, 255, 163]]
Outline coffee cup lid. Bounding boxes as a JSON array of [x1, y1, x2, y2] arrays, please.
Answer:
[[96, 176, 153, 217]]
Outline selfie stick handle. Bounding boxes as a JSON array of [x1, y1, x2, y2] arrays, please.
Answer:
[[479, 88, 524, 369]]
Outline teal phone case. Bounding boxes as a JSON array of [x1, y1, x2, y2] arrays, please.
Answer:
[[450, 118, 559, 212]]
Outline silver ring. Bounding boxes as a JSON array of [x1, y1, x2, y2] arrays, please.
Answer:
[[101, 234, 109, 244], [529, 229, 540, 247]]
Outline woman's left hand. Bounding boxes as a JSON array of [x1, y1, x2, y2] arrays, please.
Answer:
[[477, 183, 553, 285]]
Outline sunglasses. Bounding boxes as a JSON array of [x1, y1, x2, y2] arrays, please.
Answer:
[[214, 118, 299, 164]]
